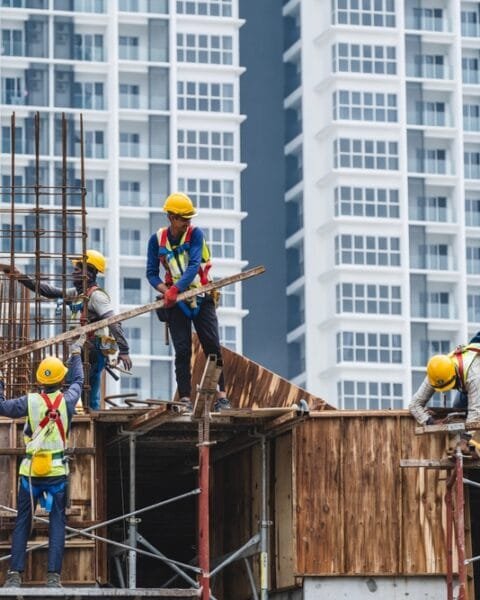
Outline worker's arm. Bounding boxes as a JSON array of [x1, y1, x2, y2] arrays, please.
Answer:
[[409, 377, 436, 425], [0, 376, 28, 418], [174, 227, 203, 292], [89, 290, 132, 369], [63, 353, 84, 416], [146, 233, 164, 292]]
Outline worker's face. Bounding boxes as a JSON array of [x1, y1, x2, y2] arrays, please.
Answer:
[[169, 214, 190, 236], [71, 264, 82, 285]]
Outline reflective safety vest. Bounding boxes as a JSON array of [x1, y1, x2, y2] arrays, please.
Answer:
[[450, 343, 480, 393], [156, 226, 212, 289], [19, 391, 69, 478]]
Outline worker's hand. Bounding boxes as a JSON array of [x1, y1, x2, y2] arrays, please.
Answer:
[[70, 333, 86, 355], [156, 283, 169, 295], [426, 416, 446, 426], [118, 353, 132, 371], [163, 285, 179, 308], [0, 264, 21, 276]]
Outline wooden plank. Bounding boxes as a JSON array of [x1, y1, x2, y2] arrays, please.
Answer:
[[192, 354, 221, 418], [0, 266, 265, 364], [415, 422, 466, 434], [274, 432, 294, 588], [294, 419, 343, 574], [126, 405, 170, 432], [400, 459, 456, 468]]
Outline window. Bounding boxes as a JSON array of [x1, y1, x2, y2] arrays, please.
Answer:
[[463, 56, 480, 84], [1, 77, 25, 105], [119, 0, 168, 12], [468, 291, 480, 322], [335, 235, 400, 267], [122, 278, 141, 304], [87, 227, 105, 253], [467, 245, 480, 274], [219, 325, 236, 351], [337, 331, 402, 363], [119, 36, 139, 60], [426, 291, 451, 318], [465, 151, 480, 179], [411, 7, 444, 31], [416, 101, 446, 126], [333, 90, 397, 122], [73, 34, 104, 61], [332, 43, 396, 75], [1, 126, 24, 154], [75, 178, 105, 208], [332, 0, 395, 27], [336, 283, 401, 315], [177, 33, 233, 65], [218, 283, 236, 308], [177, 130, 234, 162], [334, 138, 398, 170], [119, 132, 140, 158], [177, 178, 234, 210], [411, 196, 448, 222], [2, 29, 23, 57], [462, 10, 480, 37], [416, 243, 449, 270], [177, 81, 234, 112], [121, 375, 142, 393], [338, 380, 403, 410], [411, 54, 446, 79], [415, 148, 447, 175], [464, 104, 480, 131], [203, 228, 235, 259], [177, 0, 232, 16], [77, 130, 105, 159], [123, 326, 142, 353], [466, 197, 480, 227], [73, 82, 104, 110], [120, 229, 141, 256], [119, 83, 140, 109], [120, 181, 142, 206], [1, 174, 24, 204], [334, 186, 399, 218]]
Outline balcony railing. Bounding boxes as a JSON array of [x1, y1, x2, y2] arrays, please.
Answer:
[[407, 61, 452, 80], [411, 302, 455, 319], [462, 22, 480, 38], [410, 253, 454, 270], [72, 94, 105, 110], [1, 93, 26, 106], [465, 165, 480, 179], [121, 240, 142, 256], [409, 205, 451, 222], [464, 116, 480, 131], [120, 191, 150, 207], [119, 0, 168, 13], [463, 70, 480, 85], [73, 46, 105, 62], [70, 0, 105, 12], [407, 109, 448, 127], [121, 290, 149, 304], [410, 158, 451, 175], [405, 14, 450, 32]]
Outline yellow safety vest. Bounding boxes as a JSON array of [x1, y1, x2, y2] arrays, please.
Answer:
[[450, 343, 480, 391], [19, 391, 69, 478]]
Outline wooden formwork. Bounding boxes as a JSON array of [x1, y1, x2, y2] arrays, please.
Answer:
[[0, 416, 107, 586]]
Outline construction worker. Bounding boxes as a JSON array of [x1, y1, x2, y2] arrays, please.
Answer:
[[0, 335, 85, 589], [409, 343, 480, 428], [146, 192, 230, 411], [1, 250, 132, 410]]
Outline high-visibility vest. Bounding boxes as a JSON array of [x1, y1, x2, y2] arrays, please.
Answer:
[[450, 343, 480, 393], [19, 391, 69, 477], [156, 226, 212, 289]]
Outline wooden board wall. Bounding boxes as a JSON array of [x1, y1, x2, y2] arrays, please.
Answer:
[[294, 413, 454, 576]]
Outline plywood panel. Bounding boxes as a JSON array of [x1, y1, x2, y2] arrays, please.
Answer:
[[294, 419, 343, 574]]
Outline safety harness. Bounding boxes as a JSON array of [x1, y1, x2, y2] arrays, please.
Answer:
[[157, 225, 212, 318], [451, 344, 480, 393]]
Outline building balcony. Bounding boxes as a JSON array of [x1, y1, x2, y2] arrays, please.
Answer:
[[410, 253, 455, 270], [2, 0, 47, 7], [57, 0, 106, 12], [1, 41, 47, 59], [120, 241, 143, 256], [73, 46, 105, 62], [72, 94, 105, 111], [406, 62, 452, 80], [409, 204, 452, 223], [409, 158, 452, 176], [121, 290, 149, 305], [465, 165, 480, 179], [1, 93, 27, 106], [463, 70, 480, 85], [462, 22, 480, 38], [464, 116, 480, 132], [411, 301, 456, 319], [405, 14, 450, 33], [407, 109, 449, 127], [119, 0, 168, 12]]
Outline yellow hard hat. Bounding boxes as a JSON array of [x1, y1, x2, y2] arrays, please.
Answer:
[[36, 356, 68, 386], [163, 192, 197, 219], [73, 249, 106, 274], [426, 354, 457, 392]]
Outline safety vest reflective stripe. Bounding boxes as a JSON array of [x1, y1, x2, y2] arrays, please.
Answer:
[[156, 226, 212, 288], [451, 343, 480, 390]]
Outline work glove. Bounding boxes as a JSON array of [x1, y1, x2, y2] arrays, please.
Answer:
[[70, 333, 86, 355], [163, 285, 179, 308]]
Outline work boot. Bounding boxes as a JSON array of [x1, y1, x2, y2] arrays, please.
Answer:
[[177, 397, 192, 412], [46, 572, 62, 588], [3, 570, 21, 587], [213, 397, 231, 412]]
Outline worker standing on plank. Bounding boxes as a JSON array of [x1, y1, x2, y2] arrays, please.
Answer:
[[0, 250, 132, 410], [409, 343, 480, 428], [146, 192, 230, 411], [1, 335, 85, 589]]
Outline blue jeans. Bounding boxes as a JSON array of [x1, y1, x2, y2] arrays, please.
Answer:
[[88, 339, 106, 410], [10, 477, 67, 574]]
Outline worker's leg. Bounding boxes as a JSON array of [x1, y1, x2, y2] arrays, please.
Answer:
[[167, 306, 192, 398], [88, 341, 106, 410], [193, 296, 225, 393], [47, 485, 66, 574], [10, 479, 37, 572]]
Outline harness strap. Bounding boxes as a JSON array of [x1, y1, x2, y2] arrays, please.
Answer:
[[454, 346, 480, 393], [80, 284, 99, 327], [38, 392, 66, 445]]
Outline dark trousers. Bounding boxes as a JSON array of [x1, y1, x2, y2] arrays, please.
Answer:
[[167, 296, 225, 398], [10, 477, 66, 574]]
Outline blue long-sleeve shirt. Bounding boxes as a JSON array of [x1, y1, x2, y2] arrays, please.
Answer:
[[0, 354, 84, 431], [146, 226, 204, 293]]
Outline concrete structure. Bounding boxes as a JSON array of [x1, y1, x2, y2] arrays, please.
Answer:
[[283, 0, 480, 407], [0, 0, 246, 400]]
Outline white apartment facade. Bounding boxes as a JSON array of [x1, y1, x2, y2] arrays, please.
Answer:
[[283, 0, 480, 408], [0, 0, 246, 401]]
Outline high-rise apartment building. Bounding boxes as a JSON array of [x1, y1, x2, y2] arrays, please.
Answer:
[[283, 0, 480, 408], [0, 0, 246, 401]]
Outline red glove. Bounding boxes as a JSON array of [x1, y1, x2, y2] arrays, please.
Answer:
[[163, 285, 179, 308]]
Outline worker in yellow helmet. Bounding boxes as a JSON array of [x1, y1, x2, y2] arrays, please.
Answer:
[[409, 343, 480, 428], [1, 250, 132, 410], [146, 192, 230, 411], [0, 335, 84, 589]]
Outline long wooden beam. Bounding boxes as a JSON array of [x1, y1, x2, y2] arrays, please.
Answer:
[[0, 266, 265, 364]]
